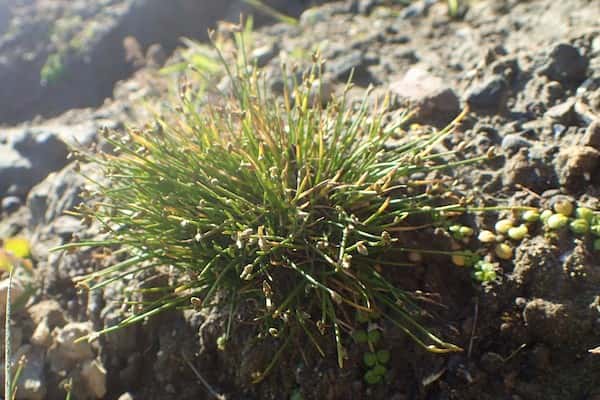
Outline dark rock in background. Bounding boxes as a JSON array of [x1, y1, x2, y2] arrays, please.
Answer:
[[0, 130, 69, 197], [0, 0, 320, 124], [389, 67, 460, 125], [538, 43, 589, 85], [465, 75, 509, 110]]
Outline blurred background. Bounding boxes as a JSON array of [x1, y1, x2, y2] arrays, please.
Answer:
[[0, 0, 324, 124]]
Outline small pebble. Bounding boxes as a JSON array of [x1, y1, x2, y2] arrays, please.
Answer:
[[1, 196, 21, 214]]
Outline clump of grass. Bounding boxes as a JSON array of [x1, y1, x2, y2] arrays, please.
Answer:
[[56, 34, 517, 381]]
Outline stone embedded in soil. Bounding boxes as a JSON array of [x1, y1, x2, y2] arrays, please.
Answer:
[[49, 322, 96, 367], [0, 145, 32, 196], [1, 195, 22, 214], [556, 145, 600, 191], [465, 75, 509, 110], [501, 134, 532, 155], [31, 317, 53, 347], [545, 99, 576, 125], [356, 0, 377, 15], [0, 129, 70, 198], [581, 120, 600, 150], [503, 148, 554, 192], [27, 299, 67, 327], [491, 57, 519, 83], [325, 50, 370, 84], [10, 129, 70, 172], [28, 300, 67, 347], [522, 299, 587, 346], [51, 215, 85, 240], [300, 6, 333, 26], [80, 359, 108, 399], [538, 43, 589, 84], [26, 162, 89, 230], [389, 67, 460, 123], [251, 42, 279, 68]]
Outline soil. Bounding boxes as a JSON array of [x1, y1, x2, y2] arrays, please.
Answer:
[[1, 0, 599, 399]]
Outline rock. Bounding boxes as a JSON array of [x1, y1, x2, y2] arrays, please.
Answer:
[[26, 163, 88, 229], [543, 81, 564, 103], [14, 345, 47, 400], [501, 134, 532, 155], [325, 50, 368, 83], [538, 43, 588, 84], [102, 306, 139, 354], [556, 145, 600, 191], [357, 0, 377, 15], [0, 145, 32, 196], [390, 67, 460, 124], [49, 322, 96, 369], [48, 122, 101, 148], [251, 42, 278, 68], [503, 148, 554, 192], [119, 353, 143, 388], [491, 57, 519, 82], [400, 0, 437, 19], [581, 120, 600, 149], [51, 215, 85, 240], [465, 76, 509, 110], [299, 7, 332, 26], [0, 129, 70, 197], [10, 129, 68, 160], [545, 99, 576, 124], [146, 43, 167, 69], [1, 196, 22, 214], [44, 247, 98, 294], [80, 359, 108, 399], [0, 206, 29, 239], [30, 318, 53, 347], [522, 299, 585, 346], [27, 299, 66, 327]]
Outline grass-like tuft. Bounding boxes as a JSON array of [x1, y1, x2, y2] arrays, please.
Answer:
[[55, 35, 513, 381]]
